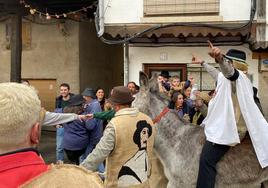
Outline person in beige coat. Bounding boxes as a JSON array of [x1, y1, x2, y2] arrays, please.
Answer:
[[81, 86, 156, 188]]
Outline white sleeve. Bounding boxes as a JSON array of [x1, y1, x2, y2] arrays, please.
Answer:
[[43, 111, 78, 126], [203, 62, 219, 81]]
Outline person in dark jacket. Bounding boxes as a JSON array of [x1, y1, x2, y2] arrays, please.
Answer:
[[189, 92, 210, 126], [169, 91, 191, 121], [55, 83, 74, 164], [63, 94, 103, 165], [55, 83, 75, 109]]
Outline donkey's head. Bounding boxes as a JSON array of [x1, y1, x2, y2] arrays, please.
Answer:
[[132, 72, 169, 119]]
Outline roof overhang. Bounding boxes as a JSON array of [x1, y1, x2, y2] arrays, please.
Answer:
[[103, 22, 251, 46], [248, 21, 268, 51], [105, 24, 249, 37], [102, 21, 268, 50]]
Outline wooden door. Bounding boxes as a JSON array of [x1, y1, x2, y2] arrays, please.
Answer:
[[27, 79, 57, 112]]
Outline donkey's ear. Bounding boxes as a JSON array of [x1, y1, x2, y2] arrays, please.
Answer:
[[152, 72, 158, 80], [139, 71, 149, 89]]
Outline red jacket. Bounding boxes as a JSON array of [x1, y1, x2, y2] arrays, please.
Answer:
[[0, 148, 49, 188]]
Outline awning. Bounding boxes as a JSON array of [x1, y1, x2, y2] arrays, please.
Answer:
[[103, 23, 267, 49], [104, 24, 250, 38]]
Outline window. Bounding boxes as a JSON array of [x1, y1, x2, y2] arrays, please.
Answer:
[[143, 63, 218, 92], [143, 63, 187, 81], [144, 0, 220, 16], [187, 64, 218, 91]]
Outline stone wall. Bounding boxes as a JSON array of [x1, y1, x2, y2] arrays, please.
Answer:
[[79, 21, 123, 94], [0, 19, 80, 94]]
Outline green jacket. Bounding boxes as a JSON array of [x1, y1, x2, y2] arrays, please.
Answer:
[[93, 110, 115, 121]]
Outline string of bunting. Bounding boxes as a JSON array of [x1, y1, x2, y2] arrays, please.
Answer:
[[19, 0, 95, 20]]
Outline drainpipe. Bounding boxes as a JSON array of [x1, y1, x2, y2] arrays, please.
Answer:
[[96, 0, 104, 37], [123, 43, 129, 86]]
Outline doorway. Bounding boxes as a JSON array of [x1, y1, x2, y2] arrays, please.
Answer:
[[27, 79, 57, 112], [143, 63, 187, 81]]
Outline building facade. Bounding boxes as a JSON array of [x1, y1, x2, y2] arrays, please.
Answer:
[[99, 0, 268, 119], [0, 19, 123, 111]]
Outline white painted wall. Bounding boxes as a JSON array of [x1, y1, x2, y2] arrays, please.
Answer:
[[219, 0, 251, 21], [103, 0, 252, 24], [128, 46, 259, 88]]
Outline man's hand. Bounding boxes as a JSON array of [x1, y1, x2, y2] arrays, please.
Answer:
[[56, 124, 63, 128], [85, 114, 94, 119], [191, 54, 204, 65], [78, 114, 93, 121], [183, 114, 190, 123], [207, 41, 223, 63]]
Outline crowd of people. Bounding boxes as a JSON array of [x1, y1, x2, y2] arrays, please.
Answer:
[[51, 68, 213, 168], [157, 69, 212, 126], [1, 43, 268, 188], [50, 81, 141, 168]]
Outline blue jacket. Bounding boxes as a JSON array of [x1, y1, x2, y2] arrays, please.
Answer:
[[83, 100, 103, 154], [62, 117, 103, 151], [63, 99, 103, 153]]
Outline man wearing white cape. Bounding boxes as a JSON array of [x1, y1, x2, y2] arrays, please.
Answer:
[[192, 42, 268, 188]]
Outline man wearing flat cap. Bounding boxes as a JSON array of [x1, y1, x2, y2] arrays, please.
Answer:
[[192, 43, 268, 188], [81, 86, 155, 188]]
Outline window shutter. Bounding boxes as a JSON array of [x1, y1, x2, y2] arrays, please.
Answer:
[[144, 0, 219, 16], [22, 22, 31, 49], [5, 21, 31, 50]]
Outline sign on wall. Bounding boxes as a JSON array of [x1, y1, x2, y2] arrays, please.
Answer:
[[259, 59, 268, 72]]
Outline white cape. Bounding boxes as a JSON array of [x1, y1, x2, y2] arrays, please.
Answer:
[[202, 71, 268, 168]]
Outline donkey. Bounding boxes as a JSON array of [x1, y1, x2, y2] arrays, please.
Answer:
[[132, 72, 268, 188]]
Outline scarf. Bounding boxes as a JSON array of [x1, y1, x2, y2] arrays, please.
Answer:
[[202, 71, 268, 168]]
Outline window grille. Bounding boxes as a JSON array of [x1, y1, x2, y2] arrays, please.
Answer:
[[144, 0, 219, 16], [187, 65, 218, 91]]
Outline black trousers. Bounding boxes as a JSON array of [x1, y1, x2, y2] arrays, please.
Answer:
[[196, 141, 230, 188], [64, 148, 86, 165]]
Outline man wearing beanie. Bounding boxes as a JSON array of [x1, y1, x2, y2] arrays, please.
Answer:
[[81, 86, 155, 188], [192, 42, 268, 188], [0, 83, 103, 188]]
